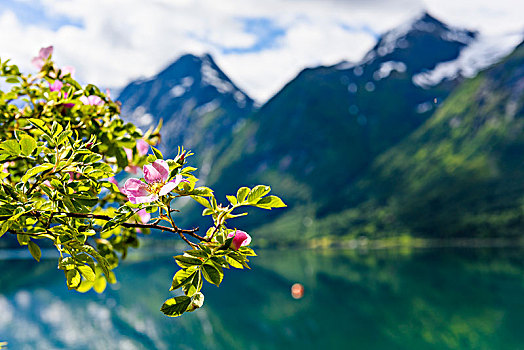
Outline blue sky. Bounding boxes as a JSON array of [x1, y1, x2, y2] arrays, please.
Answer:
[[1, 0, 82, 30], [0, 0, 523, 102]]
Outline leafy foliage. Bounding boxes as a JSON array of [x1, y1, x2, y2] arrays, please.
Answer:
[[0, 49, 285, 317]]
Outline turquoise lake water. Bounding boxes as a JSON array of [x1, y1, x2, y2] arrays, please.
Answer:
[[2, 247, 524, 349]]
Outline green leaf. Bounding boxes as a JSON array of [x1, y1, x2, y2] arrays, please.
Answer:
[[211, 257, 229, 270], [202, 208, 214, 216], [254, 195, 287, 209], [77, 265, 96, 282], [17, 233, 29, 246], [191, 186, 214, 197], [238, 247, 257, 256], [28, 241, 41, 262], [160, 296, 192, 317], [93, 275, 107, 293], [0, 140, 21, 156], [247, 185, 271, 203], [226, 212, 248, 219], [58, 257, 76, 270], [226, 195, 238, 205], [184, 249, 209, 258], [20, 136, 37, 156], [236, 187, 250, 203], [151, 146, 163, 160], [170, 268, 197, 291], [174, 255, 204, 268], [66, 269, 81, 289], [0, 222, 9, 239], [80, 245, 112, 279], [76, 279, 94, 293], [56, 130, 73, 146], [226, 254, 245, 269], [21, 163, 54, 183], [29, 118, 51, 135], [182, 271, 202, 297], [146, 154, 157, 163], [198, 243, 212, 255], [114, 147, 129, 169], [5, 76, 19, 84], [202, 262, 223, 286], [190, 195, 212, 209], [51, 122, 63, 137]]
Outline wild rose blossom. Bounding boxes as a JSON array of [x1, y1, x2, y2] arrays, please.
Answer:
[[136, 208, 150, 224], [123, 140, 150, 174], [80, 95, 104, 106], [32, 46, 53, 70], [136, 139, 150, 156], [227, 230, 252, 250], [60, 66, 75, 78], [108, 177, 119, 187], [49, 80, 75, 108], [49, 80, 63, 92], [121, 159, 187, 204]]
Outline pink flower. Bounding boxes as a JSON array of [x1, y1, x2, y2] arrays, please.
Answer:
[[227, 230, 252, 250], [49, 80, 75, 109], [124, 147, 133, 161], [32, 46, 53, 70], [123, 147, 141, 174], [137, 139, 149, 156], [121, 159, 187, 204], [125, 140, 149, 160], [137, 209, 150, 224], [60, 66, 75, 78], [80, 95, 104, 106], [108, 177, 119, 187], [125, 165, 140, 174], [68, 171, 81, 183], [49, 80, 63, 92]]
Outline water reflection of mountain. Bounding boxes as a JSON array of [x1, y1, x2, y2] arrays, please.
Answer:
[[2, 248, 524, 349]]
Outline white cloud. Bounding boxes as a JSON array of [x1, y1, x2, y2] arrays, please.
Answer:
[[0, 0, 522, 102], [424, 0, 524, 35]]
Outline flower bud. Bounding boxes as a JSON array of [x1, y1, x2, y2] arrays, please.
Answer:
[[177, 151, 186, 165], [227, 230, 251, 250]]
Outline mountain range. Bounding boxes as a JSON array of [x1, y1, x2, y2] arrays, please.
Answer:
[[117, 54, 254, 183], [117, 12, 524, 245]]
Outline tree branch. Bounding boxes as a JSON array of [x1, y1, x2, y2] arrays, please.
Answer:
[[0, 211, 205, 241], [60, 212, 203, 238]]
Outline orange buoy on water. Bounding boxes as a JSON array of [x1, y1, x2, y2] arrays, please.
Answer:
[[291, 283, 304, 299]]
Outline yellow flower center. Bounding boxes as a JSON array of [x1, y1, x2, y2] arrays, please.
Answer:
[[148, 182, 165, 195]]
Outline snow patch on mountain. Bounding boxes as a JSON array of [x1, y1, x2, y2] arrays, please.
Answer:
[[169, 76, 196, 98], [373, 61, 407, 80], [126, 106, 154, 129], [170, 85, 186, 98], [335, 61, 354, 70], [412, 32, 523, 88], [201, 58, 234, 94]]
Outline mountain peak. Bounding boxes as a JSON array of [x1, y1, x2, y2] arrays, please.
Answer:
[[374, 12, 475, 57], [359, 11, 476, 74], [159, 53, 210, 78], [118, 51, 253, 131], [412, 11, 444, 27]]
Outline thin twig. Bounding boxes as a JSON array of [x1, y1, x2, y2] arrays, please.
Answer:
[[178, 232, 197, 248]]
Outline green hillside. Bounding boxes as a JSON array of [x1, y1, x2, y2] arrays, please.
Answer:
[[313, 41, 524, 241]]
